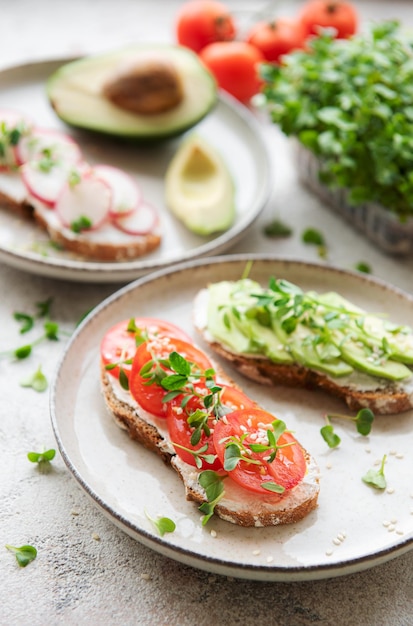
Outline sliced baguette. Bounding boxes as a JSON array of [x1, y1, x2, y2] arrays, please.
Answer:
[[100, 361, 320, 528], [193, 289, 413, 415]]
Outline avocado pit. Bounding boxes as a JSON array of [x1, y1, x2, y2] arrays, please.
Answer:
[[102, 58, 184, 115]]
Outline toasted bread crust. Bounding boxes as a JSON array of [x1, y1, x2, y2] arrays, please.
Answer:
[[0, 186, 161, 261], [100, 363, 320, 527], [200, 338, 413, 415]]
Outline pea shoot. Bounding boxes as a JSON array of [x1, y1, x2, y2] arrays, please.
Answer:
[[362, 454, 387, 490], [198, 470, 225, 525], [27, 448, 56, 465], [145, 510, 176, 537], [20, 365, 48, 392], [302, 228, 328, 259], [321, 408, 375, 448], [263, 218, 293, 238], [5, 544, 37, 567]]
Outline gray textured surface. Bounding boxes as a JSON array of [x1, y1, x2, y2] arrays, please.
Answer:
[[1, 1, 413, 625]]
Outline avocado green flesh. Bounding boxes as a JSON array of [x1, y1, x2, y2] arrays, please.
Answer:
[[205, 280, 413, 382], [46, 46, 217, 140], [165, 135, 235, 235]]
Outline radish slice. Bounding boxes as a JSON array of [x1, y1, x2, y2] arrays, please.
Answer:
[[15, 127, 82, 166], [112, 201, 159, 235], [55, 171, 112, 232], [21, 161, 89, 208], [0, 109, 33, 169], [92, 164, 142, 217]]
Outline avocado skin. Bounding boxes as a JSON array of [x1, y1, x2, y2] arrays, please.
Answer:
[[46, 45, 218, 142]]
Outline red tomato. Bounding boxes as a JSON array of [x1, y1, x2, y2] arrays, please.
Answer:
[[246, 18, 306, 63], [129, 337, 213, 418], [100, 318, 191, 381], [167, 384, 255, 470], [175, 0, 236, 53], [213, 408, 306, 494], [199, 41, 264, 102], [299, 0, 358, 39]]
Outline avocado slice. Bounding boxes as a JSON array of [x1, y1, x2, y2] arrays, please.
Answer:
[[165, 134, 235, 235], [46, 45, 217, 141], [335, 335, 412, 381]]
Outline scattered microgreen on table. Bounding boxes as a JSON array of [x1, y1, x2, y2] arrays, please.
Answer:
[[5, 544, 37, 567]]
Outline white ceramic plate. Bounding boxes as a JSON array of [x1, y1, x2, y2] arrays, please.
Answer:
[[0, 59, 270, 283], [51, 255, 413, 581]]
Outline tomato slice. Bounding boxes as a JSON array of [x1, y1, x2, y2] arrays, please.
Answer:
[[213, 408, 306, 495], [167, 384, 255, 470], [100, 318, 191, 380], [129, 337, 214, 418]]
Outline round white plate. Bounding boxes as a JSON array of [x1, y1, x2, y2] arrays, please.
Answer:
[[51, 255, 413, 581], [0, 59, 270, 283]]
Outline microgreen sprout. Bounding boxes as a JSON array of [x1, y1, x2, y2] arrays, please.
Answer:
[[5, 544, 37, 567], [321, 408, 374, 448], [171, 442, 216, 469], [144, 510, 176, 537], [302, 228, 327, 259], [70, 216, 92, 233], [263, 218, 293, 238], [362, 454, 387, 490], [198, 470, 226, 525], [27, 448, 56, 471], [355, 262, 372, 274], [20, 365, 48, 392]]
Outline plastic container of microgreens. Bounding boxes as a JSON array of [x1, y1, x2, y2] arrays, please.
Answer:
[[293, 141, 413, 256]]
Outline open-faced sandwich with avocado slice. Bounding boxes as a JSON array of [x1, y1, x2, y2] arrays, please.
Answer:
[[194, 277, 413, 415]]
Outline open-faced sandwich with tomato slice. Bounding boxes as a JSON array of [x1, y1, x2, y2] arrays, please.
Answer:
[[0, 109, 160, 261], [100, 317, 320, 527]]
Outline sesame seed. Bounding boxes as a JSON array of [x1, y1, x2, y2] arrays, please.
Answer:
[[337, 533, 345, 542], [252, 549, 261, 556], [266, 556, 274, 563], [396, 453, 404, 459], [92, 533, 100, 541], [210, 529, 217, 538], [396, 529, 404, 536], [326, 462, 332, 470], [141, 573, 151, 581], [391, 517, 398, 524], [389, 450, 397, 456], [382, 520, 391, 527], [71, 510, 80, 516], [333, 538, 341, 546], [326, 549, 333, 556], [365, 447, 371, 454], [388, 525, 395, 532], [387, 487, 395, 494]]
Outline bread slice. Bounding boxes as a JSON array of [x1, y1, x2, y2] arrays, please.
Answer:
[[193, 289, 413, 416], [0, 172, 161, 262], [100, 361, 320, 527]]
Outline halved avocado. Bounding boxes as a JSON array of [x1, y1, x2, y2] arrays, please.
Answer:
[[46, 45, 217, 141]]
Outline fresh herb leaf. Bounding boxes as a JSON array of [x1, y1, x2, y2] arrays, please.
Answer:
[[145, 510, 176, 537], [320, 423, 341, 448], [27, 448, 56, 464], [71, 215, 92, 233], [355, 262, 372, 274], [20, 365, 48, 392], [14, 344, 32, 359], [198, 470, 225, 525], [13, 312, 34, 334], [355, 408, 375, 436], [261, 481, 285, 493], [5, 544, 37, 567], [263, 219, 293, 238], [362, 454, 387, 489]]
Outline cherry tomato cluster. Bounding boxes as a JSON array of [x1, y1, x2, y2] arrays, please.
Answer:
[[101, 317, 306, 495], [175, 0, 358, 102]]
